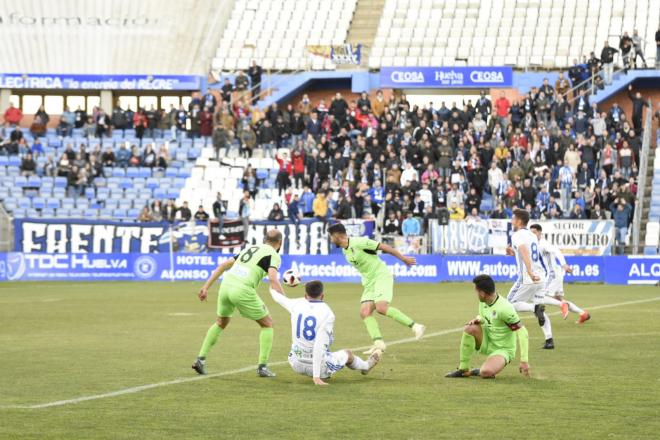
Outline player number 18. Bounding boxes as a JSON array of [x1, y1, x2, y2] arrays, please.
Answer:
[[296, 315, 317, 341]]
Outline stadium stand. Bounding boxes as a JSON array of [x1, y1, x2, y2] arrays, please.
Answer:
[[369, 0, 659, 69], [211, 0, 357, 72]]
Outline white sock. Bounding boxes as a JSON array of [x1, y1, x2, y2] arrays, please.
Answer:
[[347, 355, 369, 371], [513, 302, 535, 313], [541, 313, 553, 340], [543, 297, 563, 308], [567, 301, 584, 314]]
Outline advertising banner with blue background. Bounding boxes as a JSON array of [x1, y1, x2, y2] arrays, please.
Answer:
[[0, 73, 202, 90], [1, 253, 656, 284], [379, 66, 513, 88]]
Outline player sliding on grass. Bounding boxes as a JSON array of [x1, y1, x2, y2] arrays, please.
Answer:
[[269, 280, 382, 386], [327, 223, 425, 355], [192, 229, 285, 378], [530, 224, 591, 324], [446, 274, 530, 378], [506, 208, 555, 349]]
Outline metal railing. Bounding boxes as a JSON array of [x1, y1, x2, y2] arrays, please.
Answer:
[[0, 204, 13, 252], [561, 57, 626, 104], [631, 98, 653, 254]]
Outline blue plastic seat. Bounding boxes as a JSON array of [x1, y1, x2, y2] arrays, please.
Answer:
[[46, 198, 60, 209], [99, 208, 113, 218], [76, 198, 90, 209], [153, 187, 168, 199], [126, 167, 140, 178], [41, 208, 56, 218], [139, 167, 152, 178], [96, 187, 110, 199], [54, 177, 67, 188], [0, 157, 9, 166], [165, 168, 178, 178], [8, 156, 21, 167], [18, 197, 31, 209], [14, 176, 28, 188], [84, 209, 99, 218], [32, 197, 46, 209], [146, 178, 159, 189], [119, 178, 133, 190], [113, 208, 127, 219], [12, 208, 27, 218], [26, 175, 41, 187], [167, 189, 179, 199], [113, 168, 126, 178]]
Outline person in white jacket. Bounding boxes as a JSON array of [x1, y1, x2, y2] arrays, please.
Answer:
[[270, 280, 382, 386], [530, 224, 591, 324]]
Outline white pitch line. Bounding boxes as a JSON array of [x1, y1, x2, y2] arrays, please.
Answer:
[[2, 295, 659, 410]]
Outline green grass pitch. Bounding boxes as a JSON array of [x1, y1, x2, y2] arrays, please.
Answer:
[[1, 281, 659, 439]]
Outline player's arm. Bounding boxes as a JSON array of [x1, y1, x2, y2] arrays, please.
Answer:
[[198, 257, 235, 301], [269, 287, 293, 313], [312, 316, 333, 386], [549, 243, 572, 274], [505, 311, 530, 377], [267, 267, 285, 295], [378, 242, 416, 266], [518, 244, 540, 282]]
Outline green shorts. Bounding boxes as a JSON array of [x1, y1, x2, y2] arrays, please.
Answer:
[[360, 272, 394, 303], [479, 328, 515, 364], [217, 282, 269, 321]]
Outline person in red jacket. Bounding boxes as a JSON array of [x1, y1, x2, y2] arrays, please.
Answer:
[[291, 148, 305, 189], [4, 102, 23, 127], [495, 92, 511, 129], [199, 106, 213, 139], [275, 150, 293, 196]]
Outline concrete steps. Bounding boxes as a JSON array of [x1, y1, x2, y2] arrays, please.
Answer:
[[344, 0, 386, 69]]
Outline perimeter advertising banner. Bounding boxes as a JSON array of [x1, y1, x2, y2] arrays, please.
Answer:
[[1, 253, 656, 284], [430, 219, 615, 256], [379, 66, 513, 88], [13, 218, 375, 255]]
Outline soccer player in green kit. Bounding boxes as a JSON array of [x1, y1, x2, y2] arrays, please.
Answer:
[[445, 274, 530, 378], [192, 229, 285, 378], [327, 223, 425, 354]]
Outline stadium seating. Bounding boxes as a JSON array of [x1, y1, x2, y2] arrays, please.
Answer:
[[369, 0, 659, 69], [0, 133, 197, 221], [211, 0, 357, 72]]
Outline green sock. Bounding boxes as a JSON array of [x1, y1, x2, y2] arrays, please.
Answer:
[[363, 316, 383, 341], [198, 323, 222, 358], [459, 332, 476, 371], [258, 327, 274, 365], [385, 306, 415, 328]]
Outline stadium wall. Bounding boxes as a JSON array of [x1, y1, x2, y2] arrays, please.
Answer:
[[0, 252, 658, 285]]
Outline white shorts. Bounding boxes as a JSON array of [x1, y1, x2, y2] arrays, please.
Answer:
[[507, 280, 545, 304], [288, 350, 349, 379], [545, 274, 564, 296]]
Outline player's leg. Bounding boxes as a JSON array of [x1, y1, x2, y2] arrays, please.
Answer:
[[479, 355, 508, 379], [533, 285, 554, 349], [192, 286, 235, 375], [445, 323, 483, 377], [545, 276, 569, 318], [254, 315, 276, 377], [373, 275, 426, 339], [360, 300, 386, 354], [554, 294, 590, 323], [343, 349, 382, 375]]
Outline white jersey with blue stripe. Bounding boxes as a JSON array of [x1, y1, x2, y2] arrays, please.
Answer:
[[538, 238, 566, 279], [511, 228, 545, 284], [269, 292, 335, 377]]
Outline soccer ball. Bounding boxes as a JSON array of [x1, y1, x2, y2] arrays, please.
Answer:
[[282, 269, 301, 287]]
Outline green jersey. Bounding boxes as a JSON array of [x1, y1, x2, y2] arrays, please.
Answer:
[[342, 236, 389, 281], [223, 244, 281, 291], [478, 295, 521, 352]]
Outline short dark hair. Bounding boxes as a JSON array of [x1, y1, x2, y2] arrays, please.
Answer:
[[530, 224, 542, 232], [327, 223, 347, 236], [472, 274, 496, 295], [513, 208, 530, 226], [305, 280, 324, 298]]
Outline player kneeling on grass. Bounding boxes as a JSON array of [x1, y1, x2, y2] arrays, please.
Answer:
[[446, 275, 530, 379], [192, 229, 285, 378], [270, 280, 382, 386]]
